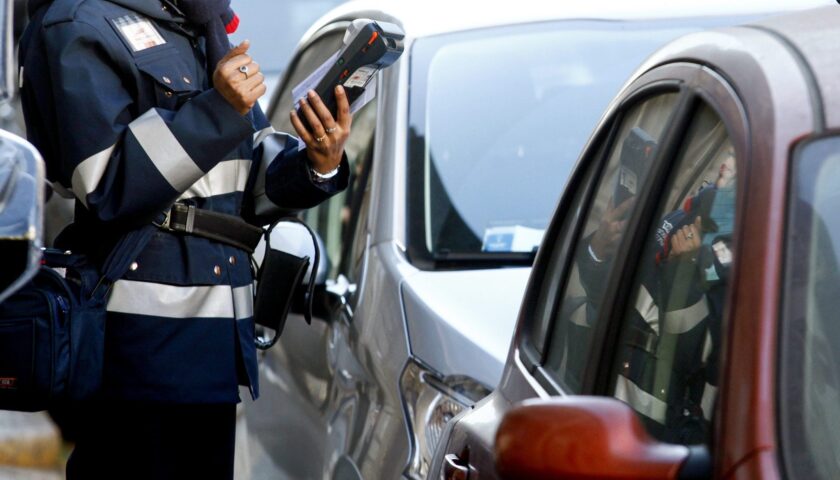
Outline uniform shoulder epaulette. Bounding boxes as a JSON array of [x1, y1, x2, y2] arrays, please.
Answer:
[[42, 0, 89, 27]]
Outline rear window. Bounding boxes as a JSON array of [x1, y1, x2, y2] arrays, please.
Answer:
[[781, 136, 840, 479]]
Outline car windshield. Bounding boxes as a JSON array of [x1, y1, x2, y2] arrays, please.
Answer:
[[406, 19, 733, 269]]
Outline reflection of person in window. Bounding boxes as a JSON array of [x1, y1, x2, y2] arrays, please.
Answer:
[[618, 146, 736, 445]]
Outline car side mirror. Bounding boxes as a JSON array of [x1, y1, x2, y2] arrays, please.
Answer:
[[0, 130, 45, 304], [495, 396, 710, 480]]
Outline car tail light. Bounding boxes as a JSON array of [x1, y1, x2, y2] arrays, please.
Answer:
[[399, 359, 490, 479]]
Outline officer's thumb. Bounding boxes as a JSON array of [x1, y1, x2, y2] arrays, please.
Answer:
[[221, 40, 250, 62]]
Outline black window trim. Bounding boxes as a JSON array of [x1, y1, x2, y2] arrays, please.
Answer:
[[524, 64, 751, 401], [513, 80, 687, 393], [583, 67, 749, 456]]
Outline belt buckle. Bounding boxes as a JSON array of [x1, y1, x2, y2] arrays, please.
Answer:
[[153, 208, 173, 231]]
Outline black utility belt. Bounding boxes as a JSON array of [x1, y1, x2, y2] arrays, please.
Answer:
[[155, 204, 263, 253]]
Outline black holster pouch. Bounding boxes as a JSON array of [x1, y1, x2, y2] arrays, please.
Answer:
[[254, 217, 320, 350]]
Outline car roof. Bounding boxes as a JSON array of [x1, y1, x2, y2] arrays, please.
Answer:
[[751, 6, 840, 130], [306, 0, 834, 40]]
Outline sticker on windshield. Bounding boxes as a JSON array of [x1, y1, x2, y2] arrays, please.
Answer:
[[482, 226, 545, 253]]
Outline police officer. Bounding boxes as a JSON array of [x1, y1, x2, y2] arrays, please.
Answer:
[[19, 0, 352, 477]]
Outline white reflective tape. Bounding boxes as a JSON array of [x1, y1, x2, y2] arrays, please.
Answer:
[[614, 374, 668, 424], [252, 132, 296, 216], [253, 126, 276, 147], [232, 284, 254, 320], [51, 181, 75, 200], [178, 159, 251, 200], [129, 108, 204, 192], [107, 280, 235, 319], [662, 296, 709, 334], [70, 144, 117, 206], [701, 383, 717, 421], [635, 285, 660, 335]]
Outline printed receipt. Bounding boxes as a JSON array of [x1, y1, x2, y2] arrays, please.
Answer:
[[292, 50, 377, 150]]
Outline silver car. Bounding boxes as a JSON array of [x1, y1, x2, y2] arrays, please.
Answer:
[[240, 1, 761, 478]]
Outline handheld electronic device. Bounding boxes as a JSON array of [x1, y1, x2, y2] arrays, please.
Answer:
[[297, 19, 405, 126]]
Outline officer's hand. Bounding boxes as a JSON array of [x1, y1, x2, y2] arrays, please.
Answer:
[[214, 40, 266, 116], [290, 86, 352, 174], [669, 216, 703, 259], [590, 196, 634, 261]]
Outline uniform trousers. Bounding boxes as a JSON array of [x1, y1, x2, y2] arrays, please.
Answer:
[[65, 401, 237, 480]]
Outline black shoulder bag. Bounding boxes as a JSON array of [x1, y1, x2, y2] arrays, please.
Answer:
[[253, 217, 320, 350], [0, 225, 156, 411]]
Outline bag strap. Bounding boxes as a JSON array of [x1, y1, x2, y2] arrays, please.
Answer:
[[263, 216, 320, 324], [90, 224, 158, 302]]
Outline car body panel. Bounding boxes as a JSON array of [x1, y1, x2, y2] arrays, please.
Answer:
[[401, 267, 531, 388]]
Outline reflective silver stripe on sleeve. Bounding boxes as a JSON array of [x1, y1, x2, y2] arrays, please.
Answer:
[[662, 296, 709, 334], [232, 284, 254, 320], [253, 132, 295, 216], [701, 383, 717, 421], [51, 181, 76, 200], [106, 280, 235, 319], [178, 159, 251, 201], [614, 374, 667, 424], [253, 126, 276, 147], [70, 144, 116, 206], [634, 285, 660, 335], [129, 108, 204, 192]]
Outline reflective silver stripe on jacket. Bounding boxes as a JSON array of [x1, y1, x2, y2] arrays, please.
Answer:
[[70, 144, 116, 206], [107, 280, 254, 320], [129, 108, 204, 192], [178, 159, 251, 200], [662, 296, 709, 334], [253, 132, 295, 216], [634, 285, 660, 335], [614, 374, 668, 424], [253, 126, 275, 147]]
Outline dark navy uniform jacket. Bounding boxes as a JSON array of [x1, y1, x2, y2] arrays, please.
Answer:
[[19, 0, 349, 404]]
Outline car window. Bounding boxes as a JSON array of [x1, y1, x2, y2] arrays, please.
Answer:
[[542, 92, 680, 393], [608, 101, 736, 445], [268, 30, 345, 133], [302, 98, 377, 279], [782, 136, 840, 480]]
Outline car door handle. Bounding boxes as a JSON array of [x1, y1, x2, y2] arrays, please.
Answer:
[[443, 453, 471, 480]]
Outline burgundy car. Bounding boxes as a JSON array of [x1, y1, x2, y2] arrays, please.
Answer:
[[431, 5, 840, 480]]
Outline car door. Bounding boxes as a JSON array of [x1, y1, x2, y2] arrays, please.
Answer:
[[432, 63, 749, 480], [243, 21, 379, 480]]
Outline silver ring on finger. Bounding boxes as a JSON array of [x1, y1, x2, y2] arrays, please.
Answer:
[[325, 126, 338, 134], [315, 134, 327, 143], [239, 65, 250, 80], [686, 231, 695, 239]]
